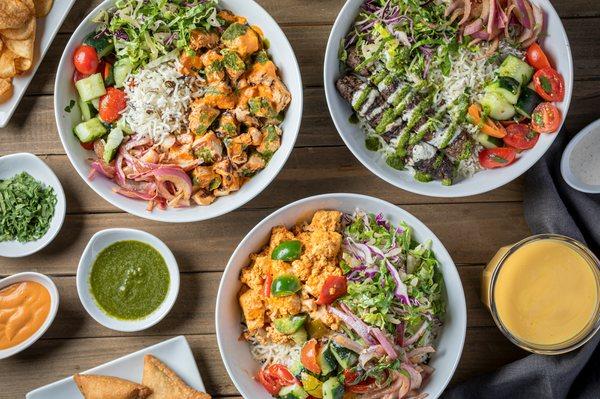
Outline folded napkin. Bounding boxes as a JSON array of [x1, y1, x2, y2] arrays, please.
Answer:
[[442, 131, 600, 399]]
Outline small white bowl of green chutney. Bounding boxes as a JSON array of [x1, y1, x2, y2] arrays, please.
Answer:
[[76, 228, 180, 332]]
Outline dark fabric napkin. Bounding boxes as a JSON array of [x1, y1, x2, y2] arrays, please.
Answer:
[[442, 130, 600, 399]]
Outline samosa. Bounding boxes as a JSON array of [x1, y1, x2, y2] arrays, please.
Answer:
[[74, 374, 152, 399], [142, 355, 211, 399]]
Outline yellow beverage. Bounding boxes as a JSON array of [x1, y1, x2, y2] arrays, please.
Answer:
[[482, 235, 600, 354]]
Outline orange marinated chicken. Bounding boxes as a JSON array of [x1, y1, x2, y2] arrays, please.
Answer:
[[238, 211, 344, 344]]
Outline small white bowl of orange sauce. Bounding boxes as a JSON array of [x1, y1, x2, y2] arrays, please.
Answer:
[[0, 272, 59, 359]]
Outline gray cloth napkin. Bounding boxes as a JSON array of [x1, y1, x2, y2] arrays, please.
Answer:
[[442, 131, 600, 399]]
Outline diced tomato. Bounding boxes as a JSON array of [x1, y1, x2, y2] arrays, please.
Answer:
[[98, 87, 127, 123], [503, 124, 540, 150], [80, 140, 95, 150], [301, 339, 321, 374], [257, 368, 281, 395], [526, 43, 552, 70], [479, 147, 517, 169], [73, 45, 99, 75], [316, 276, 347, 305], [263, 274, 273, 297], [343, 370, 376, 393], [531, 102, 561, 134], [533, 68, 565, 102]]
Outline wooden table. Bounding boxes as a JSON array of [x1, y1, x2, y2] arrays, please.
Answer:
[[1, 0, 599, 397]]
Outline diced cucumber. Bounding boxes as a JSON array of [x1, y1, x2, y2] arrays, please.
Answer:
[[114, 59, 134, 88], [274, 314, 307, 335], [499, 55, 534, 86], [475, 133, 503, 149], [289, 360, 305, 378], [330, 343, 358, 369], [279, 384, 309, 399], [91, 97, 100, 110], [481, 92, 515, 120], [78, 96, 96, 121], [83, 31, 115, 58], [73, 117, 108, 143], [487, 76, 521, 104], [300, 372, 323, 398], [322, 377, 344, 399], [102, 127, 124, 163], [75, 73, 106, 102], [116, 118, 133, 135], [317, 343, 337, 376], [291, 328, 308, 345], [515, 87, 543, 118]]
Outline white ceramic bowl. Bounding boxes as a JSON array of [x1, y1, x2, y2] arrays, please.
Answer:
[[0, 272, 59, 360], [324, 0, 573, 198], [76, 228, 180, 332], [0, 153, 66, 258], [54, 0, 303, 223], [561, 118, 600, 194], [216, 193, 467, 399]]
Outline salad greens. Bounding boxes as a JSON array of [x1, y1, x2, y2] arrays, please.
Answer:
[[340, 211, 445, 341], [0, 172, 57, 243], [94, 0, 222, 71]]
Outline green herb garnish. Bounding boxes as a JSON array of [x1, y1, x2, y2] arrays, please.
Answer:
[[0, 172, 57, 243], [65, 100, 76, 113]]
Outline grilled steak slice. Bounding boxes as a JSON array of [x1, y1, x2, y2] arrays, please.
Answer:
[[346, 46, 370, 76], [444, 130, 473, 160], [336, 74, 363, 103], [413, 153, 454, 182]]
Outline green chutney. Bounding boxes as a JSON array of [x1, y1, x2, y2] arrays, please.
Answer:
[[89, 240, 170, 320]]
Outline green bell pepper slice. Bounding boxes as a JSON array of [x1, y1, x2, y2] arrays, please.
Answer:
[[271, 274, 301, 297], [271, 240, 303, 261]]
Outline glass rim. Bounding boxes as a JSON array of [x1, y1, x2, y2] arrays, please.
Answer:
[[488, 234, 600, 355]]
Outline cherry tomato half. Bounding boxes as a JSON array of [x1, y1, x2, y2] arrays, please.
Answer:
[[526, 43, 551, 70], [479, 147, 517, 169], [257, 368, 281, 395], [531, 102, 561, 133], [98, 87, 127, 123], [533, 68, 565, 102], [301, 339, 321, 374], [503, 124, 540, 150], [267, 364, 297, 386], [73, 45, 99, 75], [316, 276, 347, 305], [343, 370, 376, 393]]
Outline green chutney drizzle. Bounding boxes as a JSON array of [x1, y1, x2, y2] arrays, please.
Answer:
[[90, 240, 169, 320]]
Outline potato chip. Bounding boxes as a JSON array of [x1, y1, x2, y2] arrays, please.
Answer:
[[0, 0, 31, 30], [5, 36, 33, 62], [0, 16, 35, 41], [0, 77, 13, 104], [34, 0, 53, 18], [0, 49, 17, 78], [14, 57, 31, 72]]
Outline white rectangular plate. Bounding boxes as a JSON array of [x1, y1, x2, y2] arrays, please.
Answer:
[[26, 336, 205, 398], [0, 0, 76, 128]]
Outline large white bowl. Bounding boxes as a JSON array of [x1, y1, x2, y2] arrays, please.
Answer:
[[324, 0, 573, 198], [54, 0, 303, 222], [216, 193, 467, 399]]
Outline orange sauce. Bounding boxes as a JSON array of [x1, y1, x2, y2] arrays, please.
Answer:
[[0, 282, 51, 350]]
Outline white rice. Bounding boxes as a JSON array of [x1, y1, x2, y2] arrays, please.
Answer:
[[121, 58, 204, 144], [250, 340, 300, 369]]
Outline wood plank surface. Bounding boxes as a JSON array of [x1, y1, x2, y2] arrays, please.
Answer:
[[1, 0, 599, 397]]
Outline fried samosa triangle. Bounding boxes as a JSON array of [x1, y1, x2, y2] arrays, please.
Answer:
[[74, 374, 152, 399], [142, 355, 211, 399]]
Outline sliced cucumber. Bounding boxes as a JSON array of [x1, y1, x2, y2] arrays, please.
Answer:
[[317, 343, 337, 376], [481, 91, 515, 120], [330, 343, 358, 369], [91, 97, 100, 110], [74, 117, 108, 143], [487, 76, 521, 104], [103, 127, 124, 163], [279, 384, 309, 399], [322, 377, 344, 399], [289, 360, 305, 378], [515, 87, 543, 118], [116, 118, 133, 135], [78, 96, 96, 121], [75, 73, 106, 102], [290, 327, 308, 345], [499, 55, 534, 86], [475, 133, 503, 149], [114, 59, 134, 88], [83, 32, 114, 58]]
